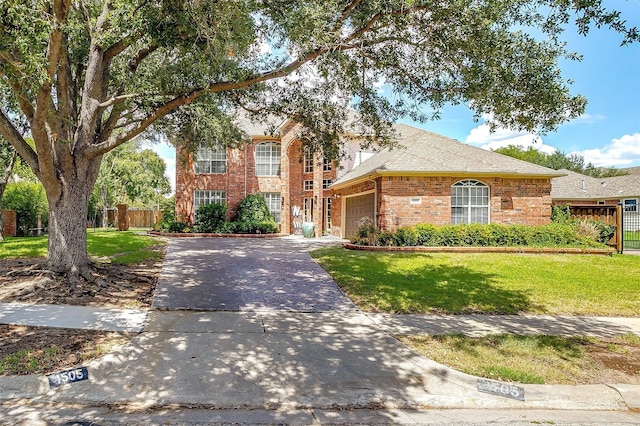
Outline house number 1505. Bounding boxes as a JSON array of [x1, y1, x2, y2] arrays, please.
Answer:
[[47, 367, 89, 388]]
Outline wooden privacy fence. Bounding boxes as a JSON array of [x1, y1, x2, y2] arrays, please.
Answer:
[[106, 208, 163, 229], [568, 204, 622, 253]]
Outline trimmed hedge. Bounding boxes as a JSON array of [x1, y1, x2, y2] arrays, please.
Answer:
[[353, 223, 608, 248]]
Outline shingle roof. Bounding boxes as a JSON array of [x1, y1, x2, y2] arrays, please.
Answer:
[[332, 123, 565, 188], [622, 166, 640, 175], [551, 169, 640, 200], [232, 110, 287, 137]]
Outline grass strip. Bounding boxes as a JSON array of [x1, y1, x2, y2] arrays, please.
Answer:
[[0, 230, 163, 265], [397, 334, 640, 385]]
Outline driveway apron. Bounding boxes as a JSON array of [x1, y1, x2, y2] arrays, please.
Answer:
[[152, 236, 357, 312]]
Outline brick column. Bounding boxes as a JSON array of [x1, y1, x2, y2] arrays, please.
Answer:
[[117, 204, 129, 231], [2, 210, 17, 237]]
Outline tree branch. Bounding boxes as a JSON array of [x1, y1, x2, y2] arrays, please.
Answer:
[[0, 110, 40, 176], [98, 93, 140, 109], [128, 44, 159, 73]]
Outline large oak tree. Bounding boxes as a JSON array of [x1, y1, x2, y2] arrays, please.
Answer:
[[0, 0, 637, 280]]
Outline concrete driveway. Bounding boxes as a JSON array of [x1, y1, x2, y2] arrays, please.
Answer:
[[152, 236, 357, 312]]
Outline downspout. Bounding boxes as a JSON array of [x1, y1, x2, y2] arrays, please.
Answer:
[[244, 144, 248, 198], [367, 177, 379, 229]]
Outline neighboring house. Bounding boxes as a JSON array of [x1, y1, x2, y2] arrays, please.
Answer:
[[551, 169, 640, 213], [175, 118, 565, 238]]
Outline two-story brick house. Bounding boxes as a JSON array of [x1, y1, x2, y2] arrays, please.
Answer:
[[175, 116, 565, 238], [175, 116, 339, 237]]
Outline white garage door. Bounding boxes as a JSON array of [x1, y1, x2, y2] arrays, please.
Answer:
[[345, 193, 375, 238]]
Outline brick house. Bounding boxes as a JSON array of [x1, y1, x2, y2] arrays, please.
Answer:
[[175, 115, 339, 237], [176, 118, 564, 238]]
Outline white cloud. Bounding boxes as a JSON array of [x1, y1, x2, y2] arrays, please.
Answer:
[[572, 133, 640, 167], [464, 122, 556, 154], [568, 113, 607, 125]]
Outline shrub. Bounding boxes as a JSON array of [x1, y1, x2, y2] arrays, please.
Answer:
[[194, 203, 227, 233], [575, 219, 615, 244], [235, 194, 274, 222], [353, 216, 378, 245], [166, 221, 189, 233], [395, 226, 418, 246], [414, 223, 440, 246], [551, 204, 572, 224], [2, 182, 48, 236], [349, 222, 605, 248]]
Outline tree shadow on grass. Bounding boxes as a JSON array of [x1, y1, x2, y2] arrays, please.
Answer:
[[323, 251, 544, 314]]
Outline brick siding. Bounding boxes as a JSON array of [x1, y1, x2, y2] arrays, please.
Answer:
[[332, 176, 553, 236]]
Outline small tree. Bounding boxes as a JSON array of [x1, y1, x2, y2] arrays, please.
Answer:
[[0, 138, 18, 241], [2, 182, 48, 236]]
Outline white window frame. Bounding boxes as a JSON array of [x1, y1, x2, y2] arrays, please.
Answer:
[[322, 179, 333, 189], [255, 141, 281, 176], [304, 180, 313, 191], [304, 149, 314, 173], [451, 179, 490, 224], [195, 146, 227, 174], [194, 190, 226, 213], [623, 198, 638, 212], [323, 158, 332, 171], [261, 192, 281, 223]]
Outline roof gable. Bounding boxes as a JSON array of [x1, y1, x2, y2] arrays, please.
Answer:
[[332, 124, 564, 188]]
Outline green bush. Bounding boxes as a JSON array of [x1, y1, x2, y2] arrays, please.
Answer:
[[551, 204, 572, 224], [194, 203, 227, 233], [395, 226, 418, 246], [235, 194, 274, 222], [353, 216, 378, 245], [2, 182, 48, 236], [349, 222, 605, 248], [166, 221, 189, 233]]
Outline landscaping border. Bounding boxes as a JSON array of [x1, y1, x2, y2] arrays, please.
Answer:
[[343, 243, 615, 256], [147, 231, 287, 238]]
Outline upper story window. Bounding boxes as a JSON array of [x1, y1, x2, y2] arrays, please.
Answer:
[[323, 158, 332, 171], [304, 149, 314, 173], [255, 141, 281, 176], [195, 146, 227, 174], [451, 179, 490, 224]]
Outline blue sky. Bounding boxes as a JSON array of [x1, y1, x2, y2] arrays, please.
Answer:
[[416, 4, 640, 170], [150, 4, 640, 193]]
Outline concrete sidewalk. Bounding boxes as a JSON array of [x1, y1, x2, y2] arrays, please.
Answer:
[[1, 310, 639, 414], [2, 301, 639, 338], [0, 301, 147, 332]]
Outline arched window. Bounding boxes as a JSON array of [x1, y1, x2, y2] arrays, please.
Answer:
[[451, 180, 490, 224], [255, 141, 281, 176]]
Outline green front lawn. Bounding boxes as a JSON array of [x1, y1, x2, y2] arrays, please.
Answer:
[[312, 247, 640, 316], [0, 230, 163, 264]]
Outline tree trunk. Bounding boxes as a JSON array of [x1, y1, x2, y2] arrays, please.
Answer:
[[47, 186, 92, 275], [44, 156, 101, 277]]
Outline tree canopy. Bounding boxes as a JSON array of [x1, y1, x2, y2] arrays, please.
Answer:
[[493, 145, 628, 178], [0, 0, 637, 277]]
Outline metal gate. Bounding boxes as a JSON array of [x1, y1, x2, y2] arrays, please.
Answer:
[[623, 205, 640, 252]]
